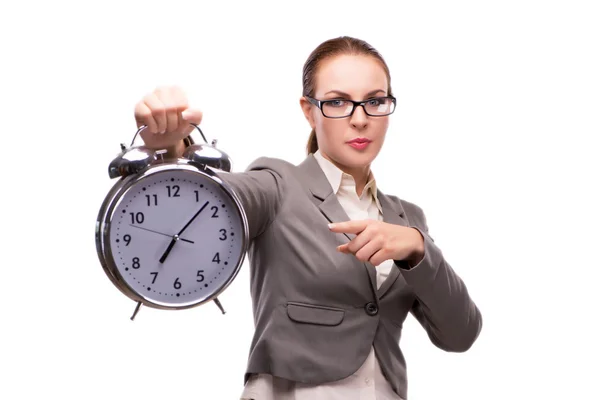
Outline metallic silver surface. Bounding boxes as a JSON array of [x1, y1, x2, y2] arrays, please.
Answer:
[[183, 143, 233, 172], [96, 160, 249, 311], [108, 146, 157, 179]]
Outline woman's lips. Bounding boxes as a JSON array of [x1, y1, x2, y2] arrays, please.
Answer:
[[348, 141, 370, 150]]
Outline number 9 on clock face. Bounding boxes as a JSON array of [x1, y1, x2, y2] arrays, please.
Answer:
[[97, 165, 248, 309]]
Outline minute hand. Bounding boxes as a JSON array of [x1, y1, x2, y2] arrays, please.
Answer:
[[177, 200, 209, 235], [159, 201, 209, 264]]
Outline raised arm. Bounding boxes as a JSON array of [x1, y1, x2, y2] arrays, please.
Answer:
[[214, 160, 285, 241], [134, 86, 285, 241]]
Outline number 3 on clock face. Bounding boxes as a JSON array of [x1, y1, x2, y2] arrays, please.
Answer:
[[103, 167, 248, 309]]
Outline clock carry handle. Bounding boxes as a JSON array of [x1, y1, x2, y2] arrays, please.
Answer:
[[109, 122, 208, 178], [129, 123, 208, 148]]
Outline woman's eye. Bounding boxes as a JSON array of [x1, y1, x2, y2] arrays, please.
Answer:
[[368, 98, 383, 106], [329, 100, 347, 107]]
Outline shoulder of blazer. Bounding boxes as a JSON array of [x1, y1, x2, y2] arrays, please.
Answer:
[[387, 194, 428, 231], [244, 156, 296, 175]]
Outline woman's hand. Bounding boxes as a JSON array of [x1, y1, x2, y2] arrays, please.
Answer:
[[329, 220, 425, 267], [134, 86, 203, 155]]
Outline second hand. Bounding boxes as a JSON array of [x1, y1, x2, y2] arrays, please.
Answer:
[[128, 224, 194, 243]]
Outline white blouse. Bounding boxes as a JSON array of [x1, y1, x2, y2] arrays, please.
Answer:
[[239, 149, 403, 400]]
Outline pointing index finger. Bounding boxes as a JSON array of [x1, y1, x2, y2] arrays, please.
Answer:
[[328, 220, 368, 234]]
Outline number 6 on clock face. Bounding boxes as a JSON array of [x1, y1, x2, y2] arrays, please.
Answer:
[[96, 162, 249, 311]]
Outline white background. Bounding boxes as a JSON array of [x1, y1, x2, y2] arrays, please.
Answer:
[[1, 1, 599, 399]]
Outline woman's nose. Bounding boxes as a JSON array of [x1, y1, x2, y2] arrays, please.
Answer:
[[350, 105, 368, 129]]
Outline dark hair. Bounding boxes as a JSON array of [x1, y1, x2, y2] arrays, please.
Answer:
[[302, 36, 393, 155]]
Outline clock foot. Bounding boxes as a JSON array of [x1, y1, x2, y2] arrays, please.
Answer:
[[214, 298, 226, 315], [130, 301, 142, 321]]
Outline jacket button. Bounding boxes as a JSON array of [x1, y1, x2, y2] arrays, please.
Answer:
[[364, 302, 378, 316]]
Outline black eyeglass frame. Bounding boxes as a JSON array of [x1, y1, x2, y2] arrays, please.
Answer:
[[305, 95, 397, 119]]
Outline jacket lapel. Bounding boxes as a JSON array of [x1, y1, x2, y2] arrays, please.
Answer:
[[296, 154, 411, 299], [297, 154, 377, 292]]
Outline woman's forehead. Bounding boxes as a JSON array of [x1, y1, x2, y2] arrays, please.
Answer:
[[315, 54, 388, 97]]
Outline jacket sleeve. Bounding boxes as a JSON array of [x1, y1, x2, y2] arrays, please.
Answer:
[[214, 157, 286, 241], [394, 204, 482, 352]]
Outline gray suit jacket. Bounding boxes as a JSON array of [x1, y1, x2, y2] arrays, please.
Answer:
[[216, 153, 482, 399]]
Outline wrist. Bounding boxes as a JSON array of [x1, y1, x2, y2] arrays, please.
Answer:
[[408, 228, 425, 266], [165, 139, 187, 159]]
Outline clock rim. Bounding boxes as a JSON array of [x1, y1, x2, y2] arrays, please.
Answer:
[[95, 161, 249, 310]]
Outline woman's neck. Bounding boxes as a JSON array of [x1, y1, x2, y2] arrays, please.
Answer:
[[324, 153, 371, 197]]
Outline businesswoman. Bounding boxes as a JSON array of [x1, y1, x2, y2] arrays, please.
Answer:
[[134, 36, 482, 400]]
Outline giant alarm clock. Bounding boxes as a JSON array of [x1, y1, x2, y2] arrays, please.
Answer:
[[95, 124, 249, 320]]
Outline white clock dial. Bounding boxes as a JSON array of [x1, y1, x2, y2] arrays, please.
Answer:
[[108, 169, 245, 307]]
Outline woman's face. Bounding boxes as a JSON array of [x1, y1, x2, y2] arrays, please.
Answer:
[[300, 54, 390, 175]]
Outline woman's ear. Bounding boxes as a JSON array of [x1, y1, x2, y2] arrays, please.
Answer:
[[299, 97, 316, 129]]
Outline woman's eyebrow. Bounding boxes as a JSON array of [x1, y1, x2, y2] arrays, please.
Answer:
[[324, 89, 386, 97]]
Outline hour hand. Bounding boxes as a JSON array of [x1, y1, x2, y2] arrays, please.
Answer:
[[159, 237, 178, 264]]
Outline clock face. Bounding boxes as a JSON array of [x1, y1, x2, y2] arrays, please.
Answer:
[[107, 168, 246, 307]]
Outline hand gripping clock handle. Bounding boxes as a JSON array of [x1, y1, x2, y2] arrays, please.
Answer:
[[129, 123, 208, 148]]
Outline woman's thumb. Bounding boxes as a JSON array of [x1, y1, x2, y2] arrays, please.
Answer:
[[181, 109, 203, 125]]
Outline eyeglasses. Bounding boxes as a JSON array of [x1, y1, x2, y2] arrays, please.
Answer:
[[305, 95, 396, 118]]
